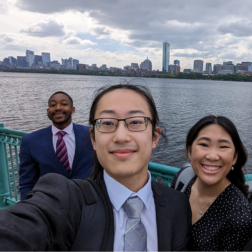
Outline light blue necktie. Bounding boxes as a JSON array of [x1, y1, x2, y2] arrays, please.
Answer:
[[122, 196, 147, 252]]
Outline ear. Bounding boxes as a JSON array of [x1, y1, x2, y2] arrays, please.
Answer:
[[187, 146, 191, 160], [71, 106, 75, 114], [152, 127, 161, 149], [89, 128, 96, 150], [233, 152, 238, 165]]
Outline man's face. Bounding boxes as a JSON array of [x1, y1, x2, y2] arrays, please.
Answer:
[[47, 93, 75, 130], [90, 89, 160, 191]]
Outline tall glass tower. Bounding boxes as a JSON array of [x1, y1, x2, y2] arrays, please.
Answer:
[[162, 42, 170, 72]]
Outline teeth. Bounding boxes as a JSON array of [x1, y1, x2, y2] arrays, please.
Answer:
[[202, 165, 220, 171]]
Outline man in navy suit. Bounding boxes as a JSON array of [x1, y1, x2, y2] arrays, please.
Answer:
[[19, 91, 94, 200]]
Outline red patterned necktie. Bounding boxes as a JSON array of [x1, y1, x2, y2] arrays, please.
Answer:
[[56, 131, 70, 172]]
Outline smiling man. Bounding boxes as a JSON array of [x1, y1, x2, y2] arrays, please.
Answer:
[[2, 85, 191, 251], [18, 91, 94, 200]]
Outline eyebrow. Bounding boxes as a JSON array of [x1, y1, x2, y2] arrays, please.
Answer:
[[98, 109, 145, 116], [49, 99, 69, 103], [197, 137, 232, 144]]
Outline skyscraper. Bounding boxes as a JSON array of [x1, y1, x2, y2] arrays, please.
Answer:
[[193, 60, 203, 73], [205, 63, 212, 74], [42, 52, 51, 67], [162, 42, 170, 72], [26, 50, 35, 67]]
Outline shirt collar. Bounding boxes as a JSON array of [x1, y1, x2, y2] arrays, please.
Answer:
[[52, 122, 73, 135], [103, 170, 153, 211]]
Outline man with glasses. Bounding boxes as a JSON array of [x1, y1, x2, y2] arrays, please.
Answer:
[[0, 84, 191, 251]]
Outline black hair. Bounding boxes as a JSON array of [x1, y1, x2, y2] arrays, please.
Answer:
[[186, 115, 248, 197], [48, 91, 73, 107], [89, 83, 167, 179]]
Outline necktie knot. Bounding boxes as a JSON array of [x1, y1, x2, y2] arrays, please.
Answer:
[[123, 196, 144, 219], [56, 131, 66, 139]]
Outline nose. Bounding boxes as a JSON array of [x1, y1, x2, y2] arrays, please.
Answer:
[[112, 121, 131, 143], [206, 147, 220, 161], [55, 103, 62, 110]]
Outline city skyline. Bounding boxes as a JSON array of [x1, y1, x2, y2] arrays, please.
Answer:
[[1, 1, 252, 71]]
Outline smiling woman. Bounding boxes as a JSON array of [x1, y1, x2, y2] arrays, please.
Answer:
[[172, 115, 252, 251]]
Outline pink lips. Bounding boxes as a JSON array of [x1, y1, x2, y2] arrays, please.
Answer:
[[201, 164, 222, 174], [111, 149, 136, 158]]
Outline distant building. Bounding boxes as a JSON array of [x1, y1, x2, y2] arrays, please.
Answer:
[[100, 64, 108, 70], [205, 63, 212, 74], [17, 56, 28, 67], [235, 64, 247, 73], [124, 65, 131, 71], [34, 55, 43, 66], [223, 61, 234, 74], [73, 59, 79, 70], [131, 63, 139, 69], [240, 62, 252, 71], [218, 69, 234, 75], [77, 64, 88, 71], [168, 64, 180, 75], [3, 58, 10, 65], [26, 50, 35, 67], [140, 57, 152, 71], [174, 60, 180, 66], [183, 69, 192, 73], [62, 57, 74, 69], [162, 42, 170, 72], [193, 60, 203, 73], [8, 56, 17, 66], [213, 64, 223, 75], [50, 61, 61, 70], [42, 53, 51, 67]]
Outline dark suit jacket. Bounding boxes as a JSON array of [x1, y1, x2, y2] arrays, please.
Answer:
[[19, 123, 94, 200], [0, 173, 191, 251]]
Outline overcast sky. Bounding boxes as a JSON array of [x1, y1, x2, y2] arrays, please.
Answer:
[[1, 0, 252, 70]]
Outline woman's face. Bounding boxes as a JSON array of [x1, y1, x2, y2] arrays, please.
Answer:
[[188, 124, 237, 186]]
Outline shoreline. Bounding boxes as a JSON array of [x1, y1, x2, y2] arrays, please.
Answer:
[[1, 68, 252, 83]]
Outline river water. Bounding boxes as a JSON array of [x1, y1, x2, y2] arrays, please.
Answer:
[[1, 72, 252, 172]]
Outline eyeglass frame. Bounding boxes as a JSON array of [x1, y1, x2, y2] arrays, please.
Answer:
[[93, 116, 153, 133]]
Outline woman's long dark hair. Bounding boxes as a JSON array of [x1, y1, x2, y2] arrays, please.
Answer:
[[88, 83, 167, 179], [186, 115, 248, 197]]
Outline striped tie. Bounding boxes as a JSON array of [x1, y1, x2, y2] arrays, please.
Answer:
[[56, 131, 70, 172], [123, 196, 147, 252]]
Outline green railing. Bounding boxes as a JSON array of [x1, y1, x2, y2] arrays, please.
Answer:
[[1, 123, 252, 209], [0, 123, 27, 209]]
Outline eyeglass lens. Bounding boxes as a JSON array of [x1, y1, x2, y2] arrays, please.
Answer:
[[96, 117, 148, 132]]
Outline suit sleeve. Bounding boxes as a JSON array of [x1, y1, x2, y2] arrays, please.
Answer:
[[19, 136, 40, 200], [0, 173, 83, 251]]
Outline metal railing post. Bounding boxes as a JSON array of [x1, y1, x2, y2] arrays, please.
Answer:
[[0, 123, 10, 209]]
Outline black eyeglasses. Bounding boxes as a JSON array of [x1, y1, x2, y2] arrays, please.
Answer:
[[93, 116, 152, 133]]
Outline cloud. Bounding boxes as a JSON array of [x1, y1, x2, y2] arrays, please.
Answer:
[[0, 34, 14, 44], [91, 26, 110, 36], [218, 19, 252, 37], [62, 36, 96, 46], [8, 0, 252, 69], [21, 17, 75, 37]]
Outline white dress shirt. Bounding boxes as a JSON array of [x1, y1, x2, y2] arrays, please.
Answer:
[[103, 170, 158, 251], [52, 123, 75, 169]]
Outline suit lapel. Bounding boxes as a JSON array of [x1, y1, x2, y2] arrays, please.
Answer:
[[152, 181, 171, 251], [41, 126, 68, 176]]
